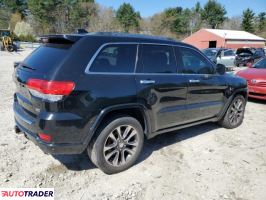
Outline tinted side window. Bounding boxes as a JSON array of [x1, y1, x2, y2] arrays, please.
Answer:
[[179, 47, 213, 74], [139, 45, 177, 73], [254, 58, 266, 69], [90, 44, 137, 73], [254, 50, 264, 57], [224, 50, 235, 56]]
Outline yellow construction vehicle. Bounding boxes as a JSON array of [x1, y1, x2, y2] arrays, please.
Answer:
[[0, 29, 17, 52]]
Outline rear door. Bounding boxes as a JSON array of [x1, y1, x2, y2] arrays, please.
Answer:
[[176, 46, 227, 122], [85, 43, 138, 110], [135, 44, 188, 132]]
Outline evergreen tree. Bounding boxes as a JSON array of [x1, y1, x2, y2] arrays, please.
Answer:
[[0, 0, 28, 18], [257, 12, 266, 32], [241, 8, 255, 33], [201, 0, 227, 29], [116, 3, 140, 32]]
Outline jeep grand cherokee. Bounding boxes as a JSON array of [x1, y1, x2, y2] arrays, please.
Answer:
[[13, 32, 247, 174]]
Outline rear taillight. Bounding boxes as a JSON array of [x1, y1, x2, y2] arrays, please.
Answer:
[[27, 79, 75, 101], [38, 133, 52, 142]]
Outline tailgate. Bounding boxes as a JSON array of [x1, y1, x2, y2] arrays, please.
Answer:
[[13, 43, 73, 115], [13, 67, 44, 117]]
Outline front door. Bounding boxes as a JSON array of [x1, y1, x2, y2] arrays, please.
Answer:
[[177, 46, 227, 122], [135, 44, 188, 132]]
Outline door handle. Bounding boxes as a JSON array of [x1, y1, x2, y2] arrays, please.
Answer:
[[189, 79, 200, 83], [140, 80, 155, 84]]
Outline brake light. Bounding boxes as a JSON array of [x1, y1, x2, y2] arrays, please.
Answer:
[[38, 133, 52, 142], [27, 79, 75, 101]]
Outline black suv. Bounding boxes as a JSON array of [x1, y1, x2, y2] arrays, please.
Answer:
[[13, 32, 247, 174]]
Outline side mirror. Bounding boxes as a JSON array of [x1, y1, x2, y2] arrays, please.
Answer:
[[216, 63, 226, 75]]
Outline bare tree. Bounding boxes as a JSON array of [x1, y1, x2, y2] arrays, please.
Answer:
[[222, 16, 242, 30], [88, 4, 121, 32]]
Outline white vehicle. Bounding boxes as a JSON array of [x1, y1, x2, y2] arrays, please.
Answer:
[[202, 48, 236, 71]]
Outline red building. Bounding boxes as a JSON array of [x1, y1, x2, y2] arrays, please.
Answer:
[[183, 29, 265, 49]]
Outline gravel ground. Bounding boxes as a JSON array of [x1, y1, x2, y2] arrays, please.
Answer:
[[0, 49, 266, 200]]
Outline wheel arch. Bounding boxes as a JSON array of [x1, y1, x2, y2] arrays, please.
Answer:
[[234, 89, 248, 100], [218, 87, 248, 121], [89, 104, 151, 141]]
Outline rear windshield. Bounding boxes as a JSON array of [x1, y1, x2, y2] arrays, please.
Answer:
[[22, 44, 71, 73], [202, 49, 218, 57]]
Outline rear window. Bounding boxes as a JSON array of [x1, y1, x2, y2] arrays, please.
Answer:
[[89, 44, 137, 73], [224, 50, 235, 56], [139, 44, 177, 73], [22, 44, 71, 73], [202, 49, 217, 57]]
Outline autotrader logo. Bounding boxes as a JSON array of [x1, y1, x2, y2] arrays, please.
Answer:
[[0, 188, 54, 199]]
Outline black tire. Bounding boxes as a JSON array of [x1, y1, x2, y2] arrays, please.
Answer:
[[12, 44, 18, 52], [7, 45, 14, 52], [219, 95, 246, 129], [88, 115, 144, 174]]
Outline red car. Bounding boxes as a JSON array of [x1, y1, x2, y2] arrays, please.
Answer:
[[236, 57, 266, 100]]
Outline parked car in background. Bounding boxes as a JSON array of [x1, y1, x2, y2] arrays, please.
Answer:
[[235, 48, 265, 67], [202, 48, 223, 62], [202, 48, 235, 70], [13, 32, 248, 174], [236, 57, 266, 100]]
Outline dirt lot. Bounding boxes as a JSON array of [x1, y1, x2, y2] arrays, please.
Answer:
[[0, 49, 266, 200]]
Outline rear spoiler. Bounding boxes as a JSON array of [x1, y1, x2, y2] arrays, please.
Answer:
[[39, 34, 85, 44], [14, 61, 21, 68]]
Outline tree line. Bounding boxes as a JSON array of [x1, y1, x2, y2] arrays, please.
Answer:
[[0, 0, 265, 41]]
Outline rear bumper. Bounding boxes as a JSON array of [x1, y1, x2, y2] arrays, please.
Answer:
[[13, 102, 88, 154], [15, 121, 85, 154]]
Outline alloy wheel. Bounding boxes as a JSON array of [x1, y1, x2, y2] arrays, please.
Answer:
[[103, 125, 139, 166], [228, 98, 245, 126]]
